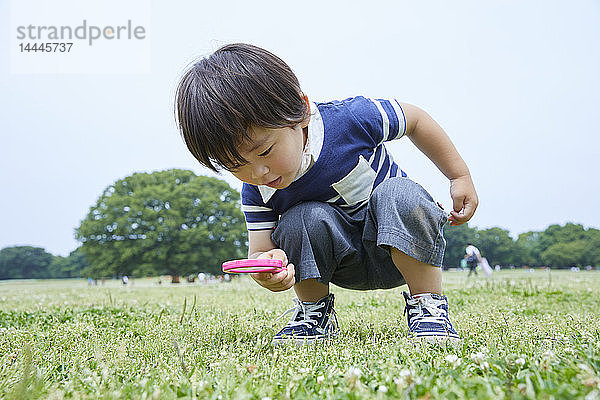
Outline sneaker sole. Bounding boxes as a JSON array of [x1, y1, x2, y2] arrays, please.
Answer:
[[272, 334, 337, 346], [412, 334, 461, 346]]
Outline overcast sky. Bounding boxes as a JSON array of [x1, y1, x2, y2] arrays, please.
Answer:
[[1, 0, 599, 256]]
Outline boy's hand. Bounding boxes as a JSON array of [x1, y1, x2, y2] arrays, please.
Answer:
[[250, 249, 295, 292], [448, 175, 478, 226]]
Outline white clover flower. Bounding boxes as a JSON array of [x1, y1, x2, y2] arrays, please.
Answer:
[[445, 354, 458, 363], [394, 369, 415, 388], [345, 367, 363, 389], [317, 375, 325, 384], [445, 354, 462, 367], [470, 352, 485, 364], [346, 367, 362, 378], [399, 369, 412, 378], [298, 368, 309, 374], [542, 350, 554, 359], [378, 385, 388, 393], [515, 357, 526, 366], [196, 380, 207, 389]]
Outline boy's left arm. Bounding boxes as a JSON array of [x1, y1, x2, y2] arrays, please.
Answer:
[[399, 102, 478, 226]]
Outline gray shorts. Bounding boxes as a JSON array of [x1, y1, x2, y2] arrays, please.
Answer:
[[271, 177, 448, 290]]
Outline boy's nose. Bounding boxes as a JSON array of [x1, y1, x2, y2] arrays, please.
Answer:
[[251, 164, 269, 180]]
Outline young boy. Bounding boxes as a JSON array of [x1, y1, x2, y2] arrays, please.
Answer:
[[175, 43, 478, 344]]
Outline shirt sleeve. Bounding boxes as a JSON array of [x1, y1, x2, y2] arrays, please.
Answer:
[[241, 183, 279, 231], [344, 96, 407, 146]]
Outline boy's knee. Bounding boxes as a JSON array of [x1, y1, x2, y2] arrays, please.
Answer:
[[274, 202, 333, 240]]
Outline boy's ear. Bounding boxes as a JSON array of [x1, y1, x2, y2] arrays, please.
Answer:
[[300, 93, 311, 128]]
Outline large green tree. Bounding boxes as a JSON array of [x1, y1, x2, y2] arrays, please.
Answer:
[[76, 170, 247, 278], [0, 246, 55, 280]]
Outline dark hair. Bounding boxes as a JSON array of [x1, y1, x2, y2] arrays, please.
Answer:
[[175, 43, 309, 172]]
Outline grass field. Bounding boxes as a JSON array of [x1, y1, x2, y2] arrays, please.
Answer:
[[1, 270, 599, 399]]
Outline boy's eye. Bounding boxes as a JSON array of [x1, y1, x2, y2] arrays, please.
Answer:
[[258, 145, 273, 157]]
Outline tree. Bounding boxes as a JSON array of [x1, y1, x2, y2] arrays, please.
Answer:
[[541, 240, 587, 268], [0, 246, 55, 280], [442, 223, 478, 268], [475, 227, 515, 266], [515, 231, 542, 266], [76, 169, 247, 278], [538, 223, 587, 251], [48, 247, 89, 278], [583, 228, 600, 266]]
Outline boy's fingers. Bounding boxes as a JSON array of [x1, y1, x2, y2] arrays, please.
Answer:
[[452, 195, 465, 213], [264, 264, 295, 291], [279, 263, 295, 287], [272, 275, 295, 291], [251, 252, 294, 291], [251, 272, 272, 281], [462, 201, 477, 220], [448, 197, 477, 226]]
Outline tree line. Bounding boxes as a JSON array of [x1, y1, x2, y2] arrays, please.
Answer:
[[443, 222, 600, 268], [1, 169, 598, 280]]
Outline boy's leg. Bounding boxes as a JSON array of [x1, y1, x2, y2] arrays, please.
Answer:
[[270, 201, 366, 344], [365, 177, 459, 342], [273, 201, 373, 291], [389, 249, 441, 295], [293, 278, 329, 302]]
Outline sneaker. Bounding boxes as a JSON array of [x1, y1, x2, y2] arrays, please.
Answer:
[[272, 293, 338, 345], [403, 292, 460, 343]]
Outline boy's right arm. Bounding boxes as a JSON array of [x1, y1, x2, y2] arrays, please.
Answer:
[[247, 230, 295, 292]]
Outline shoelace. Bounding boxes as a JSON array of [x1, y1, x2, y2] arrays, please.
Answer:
[[405, 296, 449, 325], [275, 298, 325, 328]]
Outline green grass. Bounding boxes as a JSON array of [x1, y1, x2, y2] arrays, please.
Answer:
[[1, 270, 599, 399]]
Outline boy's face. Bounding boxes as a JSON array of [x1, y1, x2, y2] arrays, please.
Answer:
[[230, 121, 308, 189]]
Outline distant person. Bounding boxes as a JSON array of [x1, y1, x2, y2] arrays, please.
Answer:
[[122, 275, 129, 285], [465, 243, 481, 277]]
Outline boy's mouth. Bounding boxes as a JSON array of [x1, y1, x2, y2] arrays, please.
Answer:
[[266, 176, 282, 188]]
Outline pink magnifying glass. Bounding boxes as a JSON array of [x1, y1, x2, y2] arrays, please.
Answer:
[[222, 259, 285, 274]]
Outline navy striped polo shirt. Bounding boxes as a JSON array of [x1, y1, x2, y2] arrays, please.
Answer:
[[241, 96, 407, 231]]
